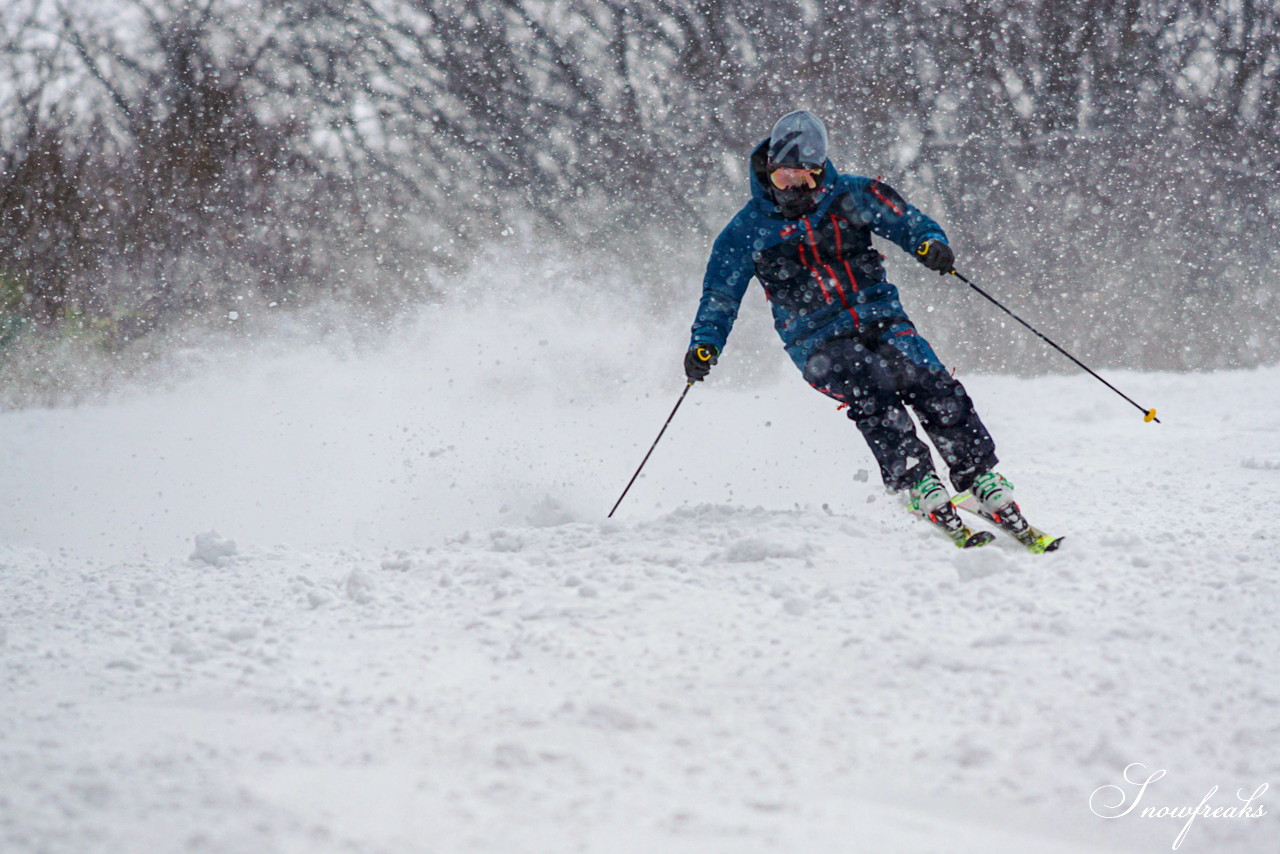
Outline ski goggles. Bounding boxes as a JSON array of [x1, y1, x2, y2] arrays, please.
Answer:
[[768, 165, 821, 190]]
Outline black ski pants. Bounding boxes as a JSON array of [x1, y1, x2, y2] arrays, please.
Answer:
[[802, 321, 997, 492]]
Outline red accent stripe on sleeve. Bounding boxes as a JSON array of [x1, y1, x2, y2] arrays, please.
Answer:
[[870, 178, 904, 215]]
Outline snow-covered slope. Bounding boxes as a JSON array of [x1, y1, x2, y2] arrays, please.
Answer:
[[2, 288, 1278, 852]]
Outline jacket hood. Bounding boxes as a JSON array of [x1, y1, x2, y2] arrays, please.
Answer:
[[748, 138, 838, 218]]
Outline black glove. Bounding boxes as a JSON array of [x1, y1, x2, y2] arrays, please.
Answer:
[[916, 239, 955, 275], [684, 345, 718, 382]]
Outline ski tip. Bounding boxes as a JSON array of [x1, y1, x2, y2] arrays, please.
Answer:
[[1030, 535, 1064, 554], [961, 530, 997, 549]]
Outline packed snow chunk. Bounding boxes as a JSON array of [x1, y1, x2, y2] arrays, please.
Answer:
[[169, 636, 208, 664], [344, 569, 375, 604], [189, 531, 238, 567], [950, 737, 995, 769], [782, 597, 811, 616], [721, 538, 811, 563], [222, 625, 258, 643], [379, 551, 420, 572], [525, 495, 578, 527], [489, 529, 525, 553], [582, 703, 642, 731], [492, 742, 536, 769], [306, 589, 333, 609], [953, 550, 1014, 582]]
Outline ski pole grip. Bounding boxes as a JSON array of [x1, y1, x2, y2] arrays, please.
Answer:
[[695, 346, 715, 362], [919, 241, 956, 274]]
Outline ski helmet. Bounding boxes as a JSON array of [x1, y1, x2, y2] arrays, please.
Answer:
[[767, 110, 828, 170]]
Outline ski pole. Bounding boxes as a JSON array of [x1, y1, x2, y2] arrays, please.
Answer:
[[608, 379, 697, 517], [949, 269, 1160, 424]]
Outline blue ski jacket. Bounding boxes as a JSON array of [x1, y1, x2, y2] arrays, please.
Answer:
[[690, 140, 948, 371]]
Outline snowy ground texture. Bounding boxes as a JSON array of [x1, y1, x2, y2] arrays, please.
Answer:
[[2, 290, 1279, 853]]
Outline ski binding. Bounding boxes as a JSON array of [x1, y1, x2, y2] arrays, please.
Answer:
[[952, 491, 1063, 554]]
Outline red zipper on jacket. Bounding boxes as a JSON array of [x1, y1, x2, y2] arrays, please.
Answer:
[[803, 216, 859, 329], [796, 242, 830, 302], [830, 213, 863, 298]]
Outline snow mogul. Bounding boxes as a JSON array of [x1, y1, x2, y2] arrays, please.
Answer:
[[684, 110, 1059, 552]]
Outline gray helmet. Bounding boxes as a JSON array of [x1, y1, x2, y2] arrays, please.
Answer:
[[767, 110, 828, 170]]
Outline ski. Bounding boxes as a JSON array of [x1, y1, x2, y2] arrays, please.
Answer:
[[952, 491, 1063, 554]]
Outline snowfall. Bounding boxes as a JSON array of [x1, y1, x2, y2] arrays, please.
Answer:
[[1, 270, 1277, 854]]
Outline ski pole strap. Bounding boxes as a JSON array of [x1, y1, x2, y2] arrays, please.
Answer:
[[950, 270, 1160, 424]]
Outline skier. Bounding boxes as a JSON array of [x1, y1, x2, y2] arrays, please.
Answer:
[[684, 110, 1057, 552]]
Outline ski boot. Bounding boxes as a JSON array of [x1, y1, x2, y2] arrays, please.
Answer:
[[907, 473, 995, 549], [953, 471, 1062, 554]]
